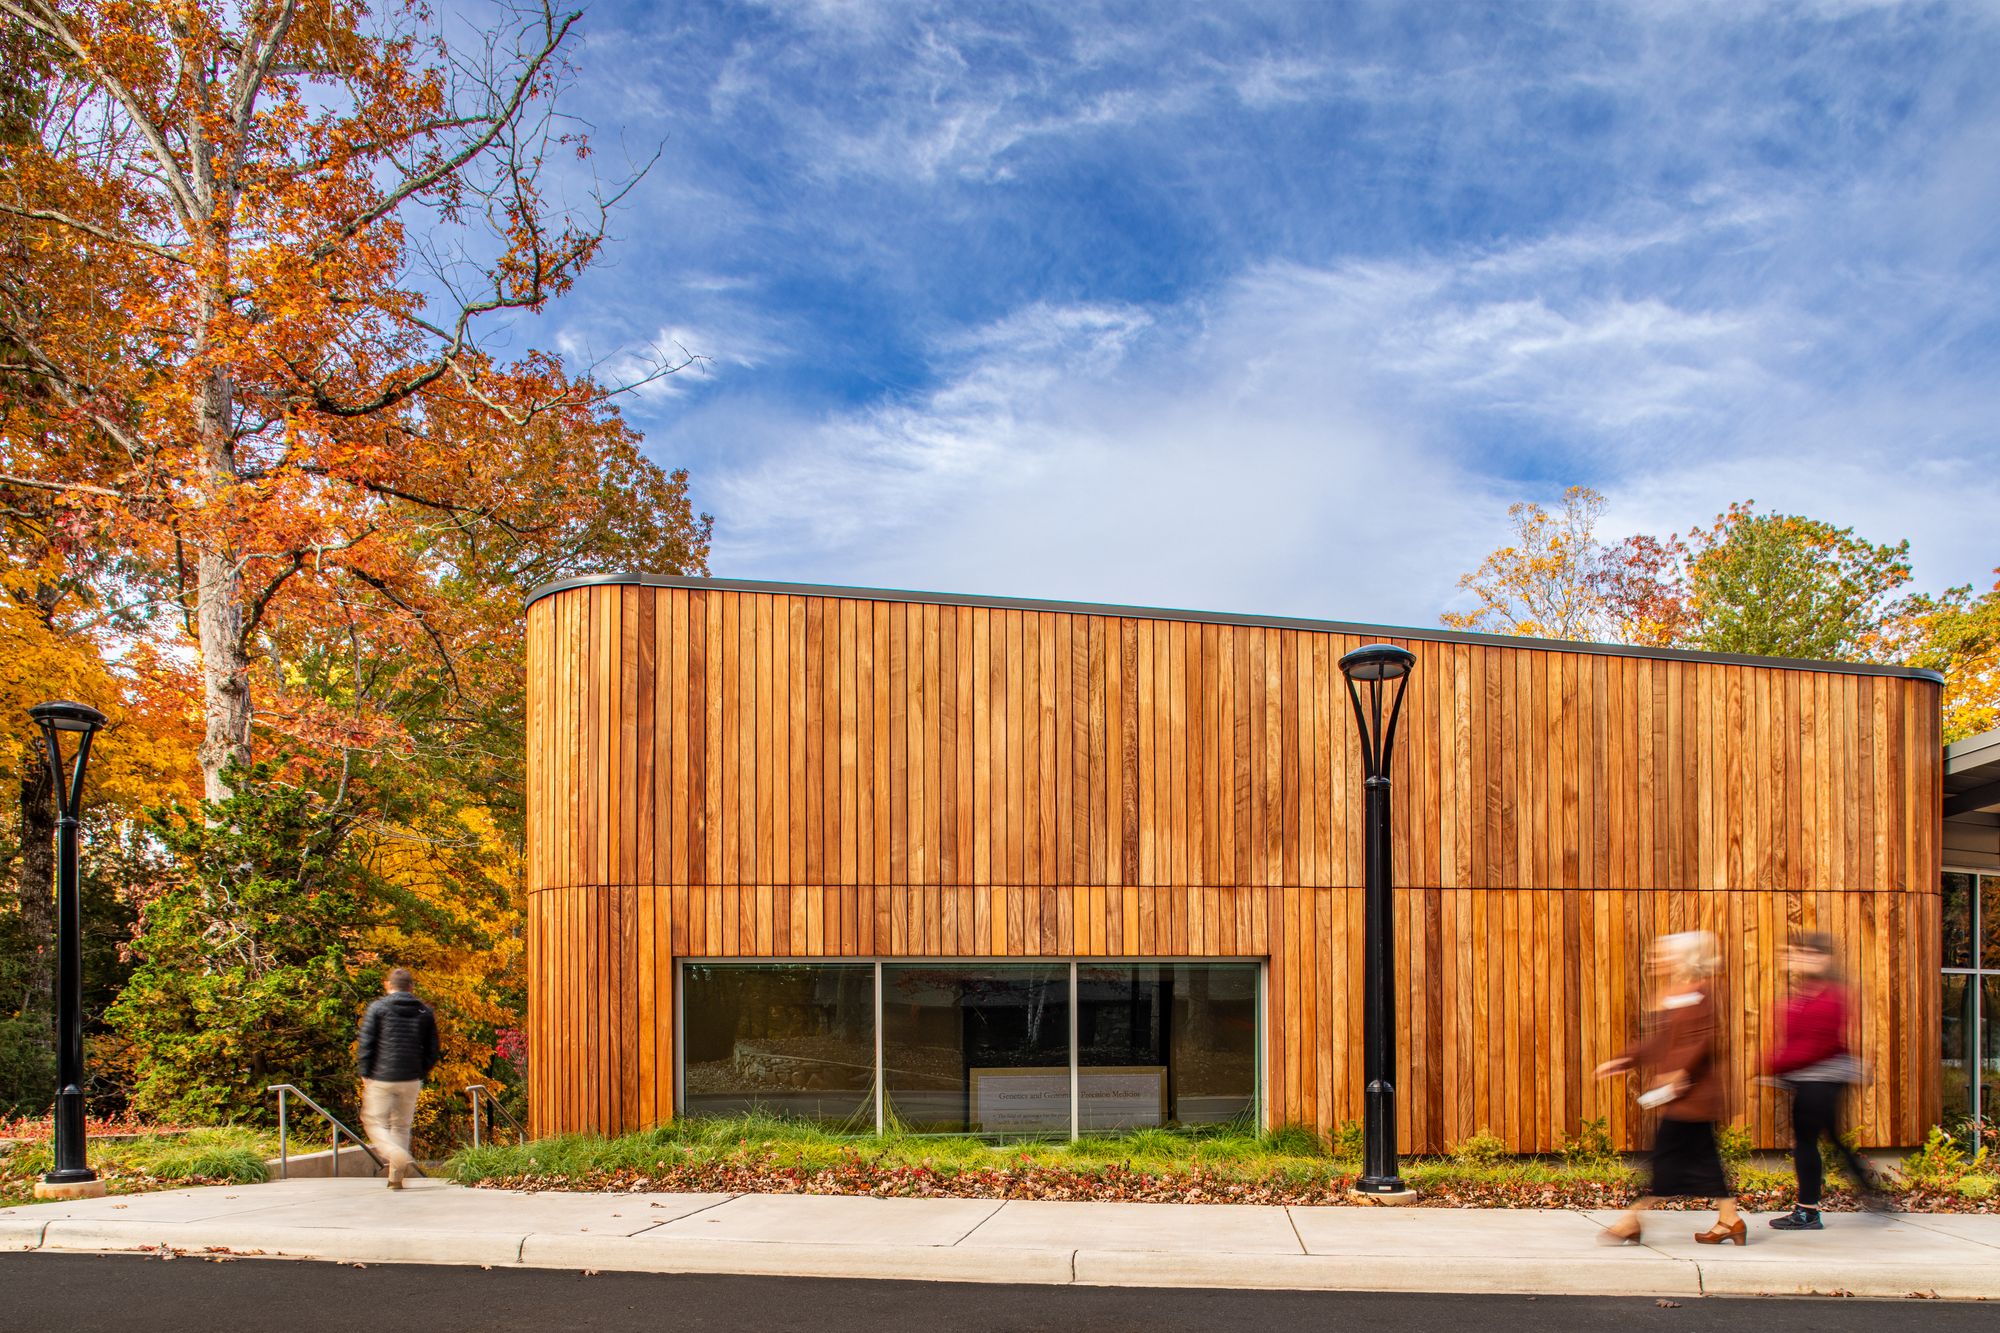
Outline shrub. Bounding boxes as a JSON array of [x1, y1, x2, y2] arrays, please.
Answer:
[[1559, 1117, 1618, 1169], [1450, 1128, 1509, 1169], [1715, 1123, 1753, 1166], [1261, 1123, 1327, 1157], [1901, 1127, 1991, 1191], [109, 765, 377, 1125], [1330, 1119, 1363, 1161], [1957, 1175, 1995, 1202]]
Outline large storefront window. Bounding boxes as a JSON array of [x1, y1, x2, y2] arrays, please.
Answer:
[[680, 963, 876, 1127], [680, 960, 1262, 1136], [882, 964, 1070, 1133], [1076, 964, 1258, 1129], [1941, 871, 2000, 1127]]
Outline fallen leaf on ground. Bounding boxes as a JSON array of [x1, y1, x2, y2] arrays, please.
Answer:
[[1654, 1299, 1681, 1308]]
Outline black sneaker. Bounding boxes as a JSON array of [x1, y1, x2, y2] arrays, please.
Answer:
[[1769, 1207, 1823, 1230]]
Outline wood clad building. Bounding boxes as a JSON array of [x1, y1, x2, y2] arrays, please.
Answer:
[[525, 574, 1946, 1152]]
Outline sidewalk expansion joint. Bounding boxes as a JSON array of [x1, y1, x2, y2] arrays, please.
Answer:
[[946, 1201, 1006, 1247], [1281, 1205, 1309, 1256]]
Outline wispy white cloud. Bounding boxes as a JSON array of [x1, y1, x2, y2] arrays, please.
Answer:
[[698, 194, 1999, 620], [492, 0, 2000, 620]]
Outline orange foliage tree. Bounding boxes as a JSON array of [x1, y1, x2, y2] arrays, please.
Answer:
[[0, 0, 702, 800], [2, 3, 710, 1124]]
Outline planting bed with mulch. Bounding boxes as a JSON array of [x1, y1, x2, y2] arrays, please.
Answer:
[[0, 1119, 275, 1207], [451, 1115, 1999, 1213]]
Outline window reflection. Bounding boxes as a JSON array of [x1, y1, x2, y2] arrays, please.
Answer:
[[1076, 964, 1258, 1129], [1943, 873, 1974, 970], [881, 965, 1070, 1133], [1983, 977, 2000, 1123], [1942, 973, 1971, 1127], [680, 964, 876, 1127], [1984, 876, 2000, 970]]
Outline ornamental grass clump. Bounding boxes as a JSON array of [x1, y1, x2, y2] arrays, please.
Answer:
[[1, 1127, 273, 1206]]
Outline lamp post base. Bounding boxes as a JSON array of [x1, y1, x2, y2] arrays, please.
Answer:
[[34, 1178, 106, 1201], [1348, 1181, 1418, 1205]]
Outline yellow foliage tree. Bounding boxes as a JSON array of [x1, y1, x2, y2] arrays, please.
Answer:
[[1875, 571, 2000, 743]]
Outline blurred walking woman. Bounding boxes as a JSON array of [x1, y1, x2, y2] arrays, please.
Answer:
[[1765, 932, 1884, 1228], [1595, 931, 1745, 1246]]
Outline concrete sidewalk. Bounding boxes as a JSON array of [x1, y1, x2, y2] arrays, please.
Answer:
[[3, 1180, 1996, 1299]]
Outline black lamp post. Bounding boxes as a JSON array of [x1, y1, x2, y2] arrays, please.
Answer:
[[29, 700, 108, 1199], [1338, 644, 1415, 1197]]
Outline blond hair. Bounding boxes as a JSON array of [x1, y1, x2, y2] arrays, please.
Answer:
[[1655, 930, 1720, 980]]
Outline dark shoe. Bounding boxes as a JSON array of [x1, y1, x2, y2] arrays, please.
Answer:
[[1768, 1207, 1822, 1231], [1695, 1218, 1747, 1245]]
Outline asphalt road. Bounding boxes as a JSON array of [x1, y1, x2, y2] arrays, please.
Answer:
[[0, 1253, 1989, 1332]]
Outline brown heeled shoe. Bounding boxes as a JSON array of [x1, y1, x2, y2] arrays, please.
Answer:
[[1695, 1219, 1746, 1246], [1597, 1221, 1643, 1246]]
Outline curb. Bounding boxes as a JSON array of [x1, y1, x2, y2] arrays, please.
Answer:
[[520, 1234, 1078, 1285], [1692, 1259, 1992, 1301], [7, 1211, 1996, 1299], [36, 1221, 526, 1269], [1070, 1250, 1706, 1296]]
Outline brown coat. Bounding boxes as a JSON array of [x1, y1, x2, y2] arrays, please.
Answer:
[[1619, 989, 1725, 1122]]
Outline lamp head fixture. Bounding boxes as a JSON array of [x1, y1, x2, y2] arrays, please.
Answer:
[[30, 701, 109, 735], [1337, 644, 1415, 683]]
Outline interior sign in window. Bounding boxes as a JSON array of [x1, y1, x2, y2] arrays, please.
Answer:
[[970, 1066, 1168, 1131]]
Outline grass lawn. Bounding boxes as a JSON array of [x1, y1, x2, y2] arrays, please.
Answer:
[[445, 1114, 1998, 1211], [0, 1126, 276, 1207]]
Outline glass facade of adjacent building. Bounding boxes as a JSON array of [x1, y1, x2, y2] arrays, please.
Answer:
[[678, 960, 1260, 1135], [1941, 871, 2000, 1127]]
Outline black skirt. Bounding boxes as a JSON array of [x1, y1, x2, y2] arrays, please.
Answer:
[[1646, 1118, 1732, 1199]]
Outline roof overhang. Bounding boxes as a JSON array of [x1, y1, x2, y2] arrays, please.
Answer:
[[1946, 727, 2000, 819]]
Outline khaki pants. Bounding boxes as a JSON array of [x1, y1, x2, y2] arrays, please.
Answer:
[[360, 1078, 421, 1180]]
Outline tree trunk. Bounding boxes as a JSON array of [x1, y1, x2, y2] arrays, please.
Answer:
[[194, 360, 251, 802], [196, 545, 252, 801]]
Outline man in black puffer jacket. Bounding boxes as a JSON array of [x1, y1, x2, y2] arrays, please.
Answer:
[[356, 968, 440, 1188]]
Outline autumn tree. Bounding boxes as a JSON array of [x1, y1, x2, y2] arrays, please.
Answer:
[[0, 0, 704, 803], [1, 13, 195, 1104], [1682, 503, 1911, 660], [3, 2, 711, 1123], [1443, 486, 1686, 645], [1875, 571, 2000, 742]]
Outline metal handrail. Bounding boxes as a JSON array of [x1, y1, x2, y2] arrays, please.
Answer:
[[267, 1084, 384, 1180], [465, 1084, 527, 1149]]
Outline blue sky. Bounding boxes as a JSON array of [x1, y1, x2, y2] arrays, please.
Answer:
[[483, 0, 1997, 625]]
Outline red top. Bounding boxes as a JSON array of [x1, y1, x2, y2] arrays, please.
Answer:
[[1767, 983, 1849, 1075]]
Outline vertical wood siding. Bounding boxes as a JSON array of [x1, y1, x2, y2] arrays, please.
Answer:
[[526, 583, 1944, 1150]]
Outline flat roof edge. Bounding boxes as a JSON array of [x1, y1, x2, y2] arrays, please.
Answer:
[[525, 572, 1947, 683], [1945, 727, 2000, 773]]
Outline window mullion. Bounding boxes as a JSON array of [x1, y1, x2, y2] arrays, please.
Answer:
[[874, 959, 885, 1136], [1069, 960, 1080, 1141]]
